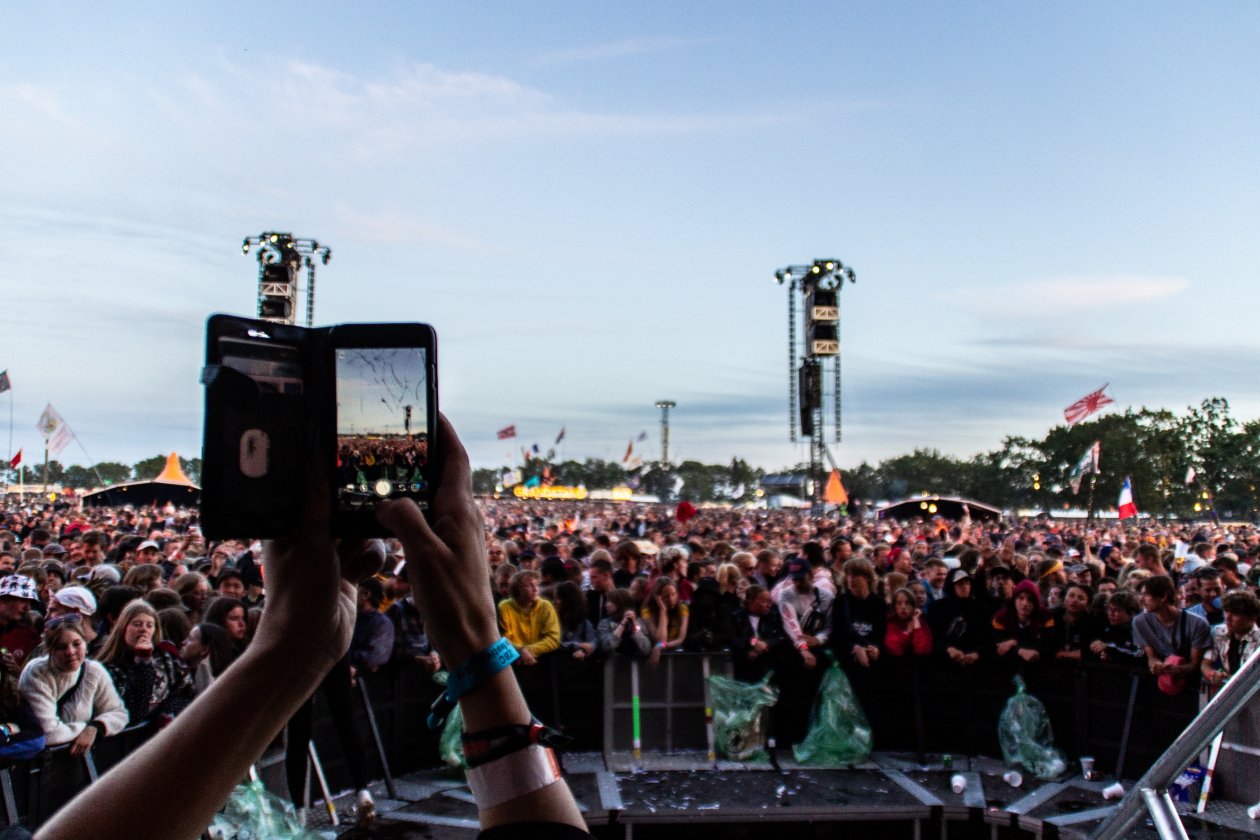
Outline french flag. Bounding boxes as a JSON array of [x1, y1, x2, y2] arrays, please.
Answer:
[[1117, 477, 1138, 520]]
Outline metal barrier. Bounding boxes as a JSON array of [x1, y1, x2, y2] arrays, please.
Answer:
[[0, 651, 1251, 831]]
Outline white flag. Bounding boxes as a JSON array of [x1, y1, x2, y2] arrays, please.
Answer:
[[1184, 467, 1197, 486], [36, 404, 74, 455]]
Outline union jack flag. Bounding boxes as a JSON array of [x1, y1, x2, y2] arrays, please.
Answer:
[[496, 425, 516, 440], [1064, 385, 1114, 425]]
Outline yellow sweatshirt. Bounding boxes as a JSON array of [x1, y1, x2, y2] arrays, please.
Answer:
[[498, 598, 561, 656]]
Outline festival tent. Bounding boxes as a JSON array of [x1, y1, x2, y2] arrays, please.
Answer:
[[876, 495, 1002, 522], [80, 453, 201, 508]]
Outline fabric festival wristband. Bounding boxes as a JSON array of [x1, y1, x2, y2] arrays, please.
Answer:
[[427, 638, 520, 730], [464, 744, 562, 810], [446, 637, 520, 702]]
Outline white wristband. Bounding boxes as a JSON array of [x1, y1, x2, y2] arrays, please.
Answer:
[[465, 744, 562, 810]]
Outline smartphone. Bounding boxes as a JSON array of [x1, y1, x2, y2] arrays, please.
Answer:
[[200, 315, 438, 539], [329, 323, 438, 536]]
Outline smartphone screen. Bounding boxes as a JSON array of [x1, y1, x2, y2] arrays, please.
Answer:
[[335, 346, 430, 511]]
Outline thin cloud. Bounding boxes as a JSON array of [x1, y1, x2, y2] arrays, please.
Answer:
[[958, 274, 1189, 315], [532, 36, 717, 67]]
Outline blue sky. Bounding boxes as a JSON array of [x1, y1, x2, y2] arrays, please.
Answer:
[[2, 3, 1257, 474]]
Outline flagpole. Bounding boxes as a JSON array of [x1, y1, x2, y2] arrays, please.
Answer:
[[1085, 472, 1098, 526], [42, 445, 49, 496]]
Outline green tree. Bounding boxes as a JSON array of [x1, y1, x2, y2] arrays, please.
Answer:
[[132, 455, 169, 481], [95, 462, 133, 486]]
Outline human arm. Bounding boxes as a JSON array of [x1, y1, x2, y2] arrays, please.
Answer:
[[19, 662, 83, 746], [376, 415, 585, 833]]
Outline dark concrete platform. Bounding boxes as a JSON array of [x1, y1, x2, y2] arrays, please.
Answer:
[[299, 753, 1260, 840]]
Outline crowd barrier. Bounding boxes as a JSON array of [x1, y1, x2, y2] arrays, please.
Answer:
[[2, 650, 1252, 829]]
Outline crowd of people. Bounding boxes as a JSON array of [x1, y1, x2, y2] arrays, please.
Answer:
[[1, 490, 1259, 828]]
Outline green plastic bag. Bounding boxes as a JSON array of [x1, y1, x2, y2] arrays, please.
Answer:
[[433, 671, 467, 769], [207, 778, 318, 839], [792, 662, 872, 766], [998, 676, 1067, 780], [708, 672, 780, 761]]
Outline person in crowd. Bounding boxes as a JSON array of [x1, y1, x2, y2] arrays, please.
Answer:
[[172, 572, 212, 625], [585, 556, 616, 626], [778, 557, 833, 669], [157, 606, 191, 648], [121, 563, 163, 594], [1188, 569, 1225, 626], [920, 558, 948, 608], [1133, 575, 1211, 688], [596, 588, 652, 659], [834, 558, 884, 669], [751, 549, 782, 589], [499, 569, 561, 666], [0, 575, 43, 678], [19, 619, 128, 754], [386, 584, 441, 673], [493, 562, 516, 601], [684, 562, 732, 652], [885, 587, 933, 658], [214, 568, 247, 601], [349, 578, 395, 677], [929, 568, 991, 667], [98, 600, 194, 728], [1050, 582, 1102, 661], [203, 596, 249, 661], [1090, 590, 1145, 664], [552, 581, 596, 663], [1202, 590, 1260, 687], [993, 580, 1055, 664], [612, 541, 646, 589], [180, 622, 236, 695], [730, 584, 789, 681], [642, 577, 689, 667]]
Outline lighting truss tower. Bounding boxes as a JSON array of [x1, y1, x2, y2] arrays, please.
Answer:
[[655, 400, 676, 466], [774, 258, 858, 511], [241, 232, 332, 326]]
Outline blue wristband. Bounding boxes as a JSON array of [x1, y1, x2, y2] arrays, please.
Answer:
[[427, 638, 520, 730], [447, 638, 520, 701]]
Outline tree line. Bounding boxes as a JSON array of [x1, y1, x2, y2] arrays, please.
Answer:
[[473, 398, 1259, 520], [10, 456, 202, 489]]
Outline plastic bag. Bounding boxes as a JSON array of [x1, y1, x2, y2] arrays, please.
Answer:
[[207, 778, 318, 839], [792, 662, 872, 765], [708, 672, 780, 761], [998, 676, 1067, 780], [432, 671, 467, 769]]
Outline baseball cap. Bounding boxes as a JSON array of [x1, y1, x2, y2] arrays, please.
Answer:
[[787, 558, 810, 579], [137, 540, 162, 552], [52, 586, 97, 617]]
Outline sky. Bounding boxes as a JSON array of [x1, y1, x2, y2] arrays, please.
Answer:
[[2, 3, 1258, 476]]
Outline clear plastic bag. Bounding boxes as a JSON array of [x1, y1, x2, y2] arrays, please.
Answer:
[[998, 676, 1067, 780], [708, 672, 780, 761], [792, 662, 872, 766], [207, 779, 317, 840]]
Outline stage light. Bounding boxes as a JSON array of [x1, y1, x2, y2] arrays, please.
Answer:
[[928, 504, 937, 514], [270, 233, 279, 243]]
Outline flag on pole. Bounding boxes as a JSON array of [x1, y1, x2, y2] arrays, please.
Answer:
[[1068, 441, 1102, 495], [0, 371, 10, 393], [1064, 385, 1114, 425], [7, 450, 20, 468], [1117, 477, 1138, 519], [636, 430, 648, 442], [823, 469, 848, 505], [496, 425, 516, 440], [36, 404, 74, 455], [555, 427, 566, 445], [531, 443, 540, 455], [1184, 467, 1197, 486], [622, 440, 634, 463]]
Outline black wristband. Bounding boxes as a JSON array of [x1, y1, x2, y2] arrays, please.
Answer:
[[461, 719, 572, 768], [89, 720, 106, 736]]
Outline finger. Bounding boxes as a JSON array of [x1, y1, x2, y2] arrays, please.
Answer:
[[338, 538, 386, 584], [377, 498, 441, 562], [431, 413, 470, 505]]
